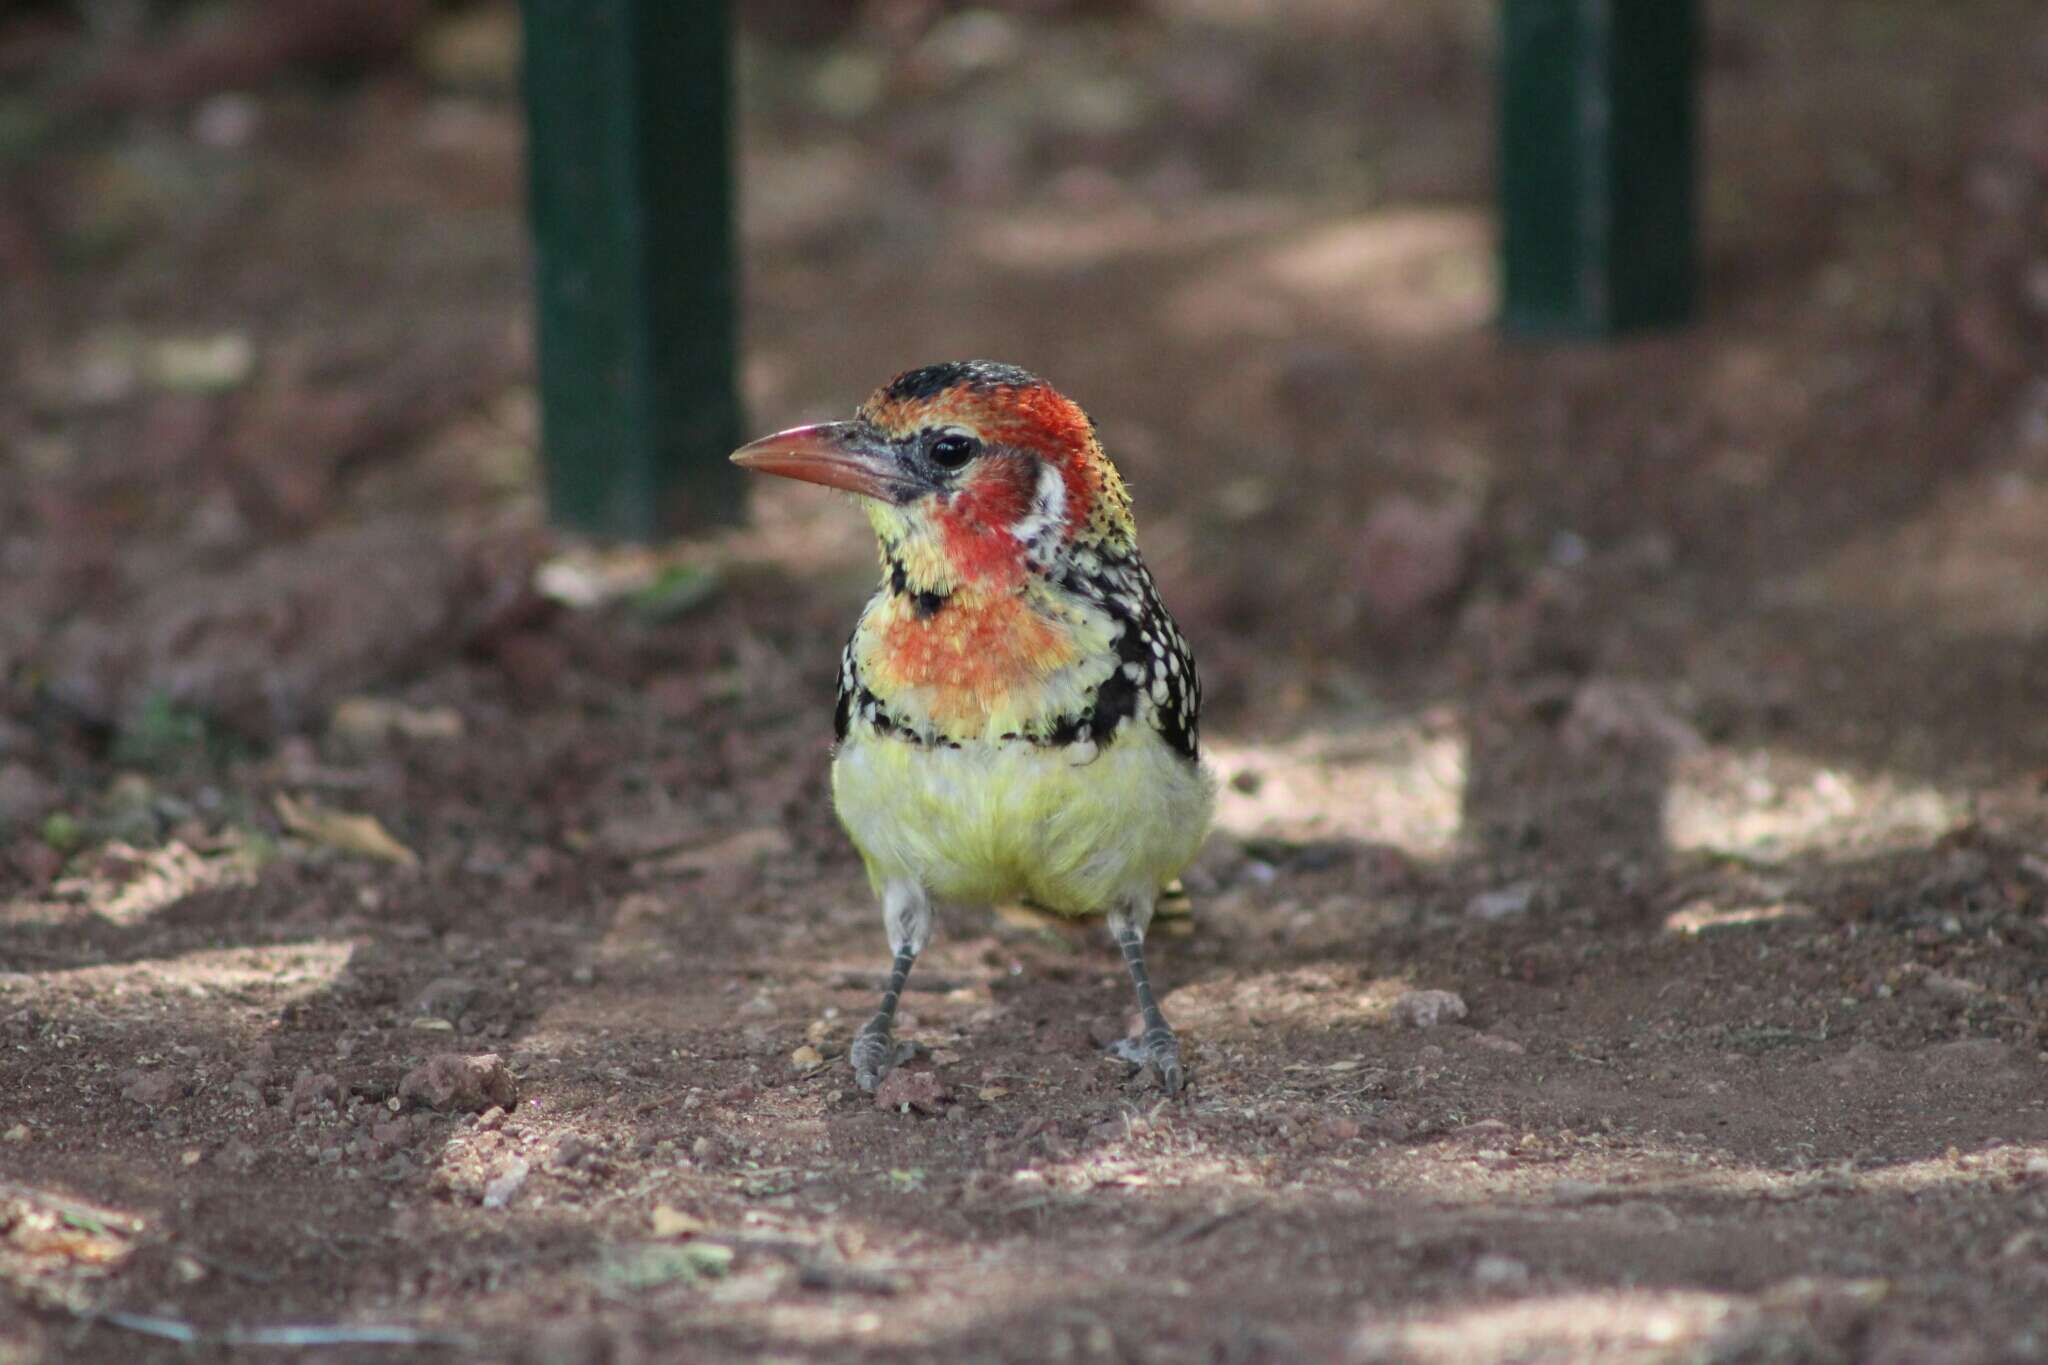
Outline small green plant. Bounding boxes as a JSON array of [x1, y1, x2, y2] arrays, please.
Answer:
[[39, 811, 83, 853], [629, 563, 722, 620], [112, 694, 213, 770]]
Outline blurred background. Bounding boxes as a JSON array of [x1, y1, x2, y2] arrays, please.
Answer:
[[3, 2, 2048, 1361]]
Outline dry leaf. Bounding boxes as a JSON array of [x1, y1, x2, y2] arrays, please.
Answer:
[[645, 827, 793, 877], [331, 697, 465, 742], [2, 1199, 134, 1269], [790, 1045, 824, 1069], [275, 793, 419, 868], [649, 1205, 705, 1239]]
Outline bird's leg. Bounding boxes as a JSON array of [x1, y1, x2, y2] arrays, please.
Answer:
[[851, 879, 930, 1092], [850, 946, 918, 1091], [1105, 900, 1185, 1094]]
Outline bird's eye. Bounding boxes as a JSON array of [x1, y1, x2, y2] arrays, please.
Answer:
[[928, 434, 979, 469]]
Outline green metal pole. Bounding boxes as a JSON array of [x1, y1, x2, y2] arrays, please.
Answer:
[[522, 0, 742, 538], [1500, 0, 1698, 336]]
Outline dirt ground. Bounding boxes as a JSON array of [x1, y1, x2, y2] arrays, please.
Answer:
[[4, 2, 2048, 1361]]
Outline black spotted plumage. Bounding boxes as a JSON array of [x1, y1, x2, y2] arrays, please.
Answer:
[[833, 546, 1201, 763], [833, 634, 921, 745], [833, 635, 857, 742], [1059, 551, 1201, 763]]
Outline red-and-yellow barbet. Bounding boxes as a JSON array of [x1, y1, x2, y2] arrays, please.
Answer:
[[731, 362, 1214, 1094]]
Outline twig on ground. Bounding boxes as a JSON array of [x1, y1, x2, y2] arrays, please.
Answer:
[[88, 1309, 471, 1349], [1149, 1203, 1251, 1248]]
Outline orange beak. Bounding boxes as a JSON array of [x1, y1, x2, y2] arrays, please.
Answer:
[[729, 422, 928, 504]]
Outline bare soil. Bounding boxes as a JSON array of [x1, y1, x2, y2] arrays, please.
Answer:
[[3, 3, 2048, 1362]]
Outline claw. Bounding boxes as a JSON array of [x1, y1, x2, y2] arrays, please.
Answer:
[[852, 1027, 917, 1091], [1108, 1027, 1185, 1095], [1157, 1050, 1185, 1096]]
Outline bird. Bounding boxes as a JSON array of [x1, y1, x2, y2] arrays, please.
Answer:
[[730, 361, 1214, 1094]]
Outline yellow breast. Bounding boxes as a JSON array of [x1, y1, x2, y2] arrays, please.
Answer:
[[831, 723, 1213, 915]]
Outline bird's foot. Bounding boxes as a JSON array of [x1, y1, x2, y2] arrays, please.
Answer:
[[851, 1022, 917, 1092], [1108, 1025, 1185, 1095]]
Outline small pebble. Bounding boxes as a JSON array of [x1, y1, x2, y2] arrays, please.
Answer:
[[398, 1053, 519, 1114], [1472, 1254, 1530, 1288], [1466, 884, 1536, 922], [873, 1068, 948, 1115], [1392, 990, 1469, 1029], [412, 977, 479, 1022], [481, 1157, 529, 1209]]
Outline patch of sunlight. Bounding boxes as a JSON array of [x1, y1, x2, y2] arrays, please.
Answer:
[[971, 196, 1292, 272], [1170, 969, 1413, 1036], [1354, 1289, 1753, 1365], [1663, 752, 1960, 863], [1779, 463, 2048, 637], [729, 1260, 1147, 1351], [1380, 1141, 2048, 1213], [10, 839, 263, 929], [1849, 1145, 2048, 1196], [16, 941, 355, 1000], [1209, 725, 1467, 857], [1629, 1156, 1972, 1206], [1167, 208, 1491, 343], [1007, 1115, 1327, 1207], [1008, 1147, 1262, 1200]]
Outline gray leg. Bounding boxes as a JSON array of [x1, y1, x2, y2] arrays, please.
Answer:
[[1106, 900, 1185, 1095], [852, 880, 930, 1092]]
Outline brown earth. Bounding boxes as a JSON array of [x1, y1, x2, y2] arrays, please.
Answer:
[[3, 3, 2048, 1361]]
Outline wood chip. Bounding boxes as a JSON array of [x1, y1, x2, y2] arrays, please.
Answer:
[[275, 793, 419, 868]]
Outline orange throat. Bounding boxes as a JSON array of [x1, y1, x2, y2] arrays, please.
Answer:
[[857, 587, 1082, 737]]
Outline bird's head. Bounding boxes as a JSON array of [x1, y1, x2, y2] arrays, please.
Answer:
[[731, 361, 1134, 593]]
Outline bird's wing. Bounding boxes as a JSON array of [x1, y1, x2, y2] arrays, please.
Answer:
[[833, 629, 861, 743], [1061, 550, 1201, 764]]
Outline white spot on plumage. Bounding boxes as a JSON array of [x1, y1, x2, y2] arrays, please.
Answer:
[[1008, 462, 1069, 550]]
